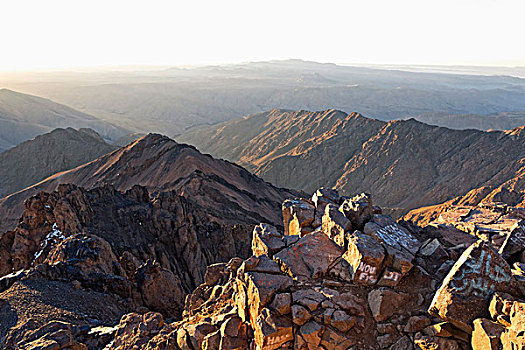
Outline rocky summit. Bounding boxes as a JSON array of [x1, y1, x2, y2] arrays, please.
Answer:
[[2, 184, 523, 349]]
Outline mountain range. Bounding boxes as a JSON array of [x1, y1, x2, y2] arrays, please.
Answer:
[[0, 89, 128, 152], [177, 109, 525, 216], [0, 133, 297, 232], [3, 60, 525, 135]]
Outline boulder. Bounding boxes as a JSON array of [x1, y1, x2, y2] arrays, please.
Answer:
[[368, 288, 410, 322], [252, 224, 287, 258], [320, 328, 356, 350], [339, 193, 373, 230], [204, 263, 227, 286], [499, 221, 525, 260], [404, 316, 432, 333], [471, 318, 505, 350], [297, 321, 324, 349], [244, 271, 292, 327], [282, 199, 315, 236], [274, 230, 344, 279], [322, 204, 352, 247], [269, 292, 291, 316], [253, 308, 293, 350], [500, 301, 525, 350], [312, 188, 340, 207], [343, 231, 385, 286], [292, 305, 312, 326], [429, 241, 521, 333]]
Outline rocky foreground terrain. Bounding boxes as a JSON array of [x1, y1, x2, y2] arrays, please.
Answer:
[[0, 183, 523, 349], [177, 109, 525, 216]]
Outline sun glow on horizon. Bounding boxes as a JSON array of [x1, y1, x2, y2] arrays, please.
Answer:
[[1, 0, 525, 72]]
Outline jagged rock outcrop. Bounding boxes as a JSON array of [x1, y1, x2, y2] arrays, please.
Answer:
[[0, 182, 270, 347]]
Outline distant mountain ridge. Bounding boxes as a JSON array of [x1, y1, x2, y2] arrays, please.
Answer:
[[3, 60, 525, 135], [411, 111, 525, 131], [0, 127, 116, 199], [177, 109, 525, 215], [0, 89, 129, 152]]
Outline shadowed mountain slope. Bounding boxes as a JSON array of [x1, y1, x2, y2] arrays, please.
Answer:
[[0, 128, 116, 198]]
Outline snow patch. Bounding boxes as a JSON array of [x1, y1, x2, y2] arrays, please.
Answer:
[[32, 223, 66, 264]]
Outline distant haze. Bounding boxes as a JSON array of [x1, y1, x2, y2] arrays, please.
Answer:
[[1, 0, 524, 71]]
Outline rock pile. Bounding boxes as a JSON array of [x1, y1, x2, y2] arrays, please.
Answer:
[[102, 188, 525, 349], [2, 187, 524, 349]]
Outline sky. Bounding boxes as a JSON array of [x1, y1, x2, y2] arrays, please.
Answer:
[[1, 0, 524, 71]]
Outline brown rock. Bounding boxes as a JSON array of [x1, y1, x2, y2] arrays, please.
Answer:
[[489, 292, 517, 320], [244, 271, 292, 327], [320, 328, 356, 350], [292, 305, 312, 326], [424, 322, 470, 342], [292, 288, 326, 312], [330, 309, 356, 333], [343, 231, 385, 286], [499, 221, 525, 259], [204, 263, 227, 286], [322, 203, 352, 247], [298, 321, 324, 349], [500, 301, 525, 350], [414, 334, 460, 350], [312, 188, 340, 207], [202, 331, 221, 350], [339, 193, 373, 230], [429, 241, 521, 333], [240, 255, 282, 275], [269, 293, 291, 316], [282, 199, 315, 236], [471, 318, 505, 350], [274, 230, 344, 279], [404, 316, 432, 333], [109, 312, 165, 350], [252, 224, 286, 258], [390, 336, 414, 350], [368, 288, 410, 322], [253, 308, 293, 350], [135, 260, 185, 317]]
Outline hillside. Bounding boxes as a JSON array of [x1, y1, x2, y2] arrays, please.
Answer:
[[177, 109, 525, 215], [0, 89, 129, 152], [0, 133, 297, 231], [0, 128, 116, 198]]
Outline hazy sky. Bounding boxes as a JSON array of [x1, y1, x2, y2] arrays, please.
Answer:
[[2, 0, 524, 71]]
